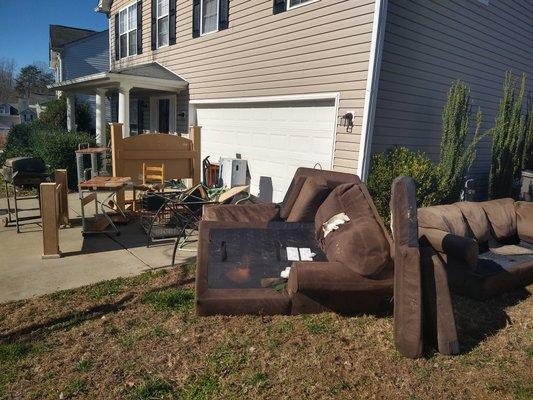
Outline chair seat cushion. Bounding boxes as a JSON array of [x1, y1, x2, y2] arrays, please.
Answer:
[[516, 201, 533, 243]]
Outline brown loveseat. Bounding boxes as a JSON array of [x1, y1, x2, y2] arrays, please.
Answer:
[[418, 199, 533, 299], [195, 168, 394, 316]]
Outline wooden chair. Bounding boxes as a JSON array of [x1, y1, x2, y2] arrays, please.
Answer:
[[131, 163, 165, 211]]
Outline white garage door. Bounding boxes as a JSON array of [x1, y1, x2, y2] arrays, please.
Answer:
[[195, 98, 337, 202]]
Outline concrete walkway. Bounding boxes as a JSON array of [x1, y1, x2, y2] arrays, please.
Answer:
[[0, 191, 196, 303]]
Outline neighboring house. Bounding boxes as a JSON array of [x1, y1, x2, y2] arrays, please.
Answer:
[[49, 25, 111, 133], [19, 108, 37, 124], [0, 104, 18, 117], [50, 0, 533, 200]]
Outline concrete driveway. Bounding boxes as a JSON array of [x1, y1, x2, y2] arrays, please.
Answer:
[[0, 191, 196, 303]]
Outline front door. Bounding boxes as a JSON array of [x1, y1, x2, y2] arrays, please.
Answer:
[[158, 99, 170, 133]]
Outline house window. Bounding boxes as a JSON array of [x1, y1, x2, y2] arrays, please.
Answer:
[[157, 0, 169, 47], [201, 0, 219, 35], [288, 0, 316, 9], [119, 2, 138, 58]]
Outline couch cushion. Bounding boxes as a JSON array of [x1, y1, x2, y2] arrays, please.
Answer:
[[516, 201, 533, 243], [286, 177, 330, 222], [316, 183, 392, 277], [480, 198, 517, 241], [279, 176, 307, 220], [455, 201, 491, 243], [203, 203, 280, 222], [418, 204, 468, 237]]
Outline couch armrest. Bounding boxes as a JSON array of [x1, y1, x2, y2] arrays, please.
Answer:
[[202, 203, 280, 222], [419, 227, 478, 270], [287, 262, 392, 293], [516, 201, 533, 243]]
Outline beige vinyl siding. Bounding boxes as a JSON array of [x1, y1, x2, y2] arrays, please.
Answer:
[[110, 0, 376, 174], [372, 0, 533, 194]]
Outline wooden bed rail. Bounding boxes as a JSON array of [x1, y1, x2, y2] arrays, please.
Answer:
[[110, 123, 201, 184], [40, 170, 69, 259]]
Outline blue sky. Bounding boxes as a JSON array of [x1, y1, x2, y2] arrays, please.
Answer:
[[0, 0, 108, 71]]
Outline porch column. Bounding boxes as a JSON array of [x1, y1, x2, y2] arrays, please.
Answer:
[[118, 84, 131, 138], [95, 89, 106, 146], [66, 94, 75, 132]]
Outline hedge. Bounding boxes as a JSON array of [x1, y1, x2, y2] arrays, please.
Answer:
[[1, 123, 95, 189]]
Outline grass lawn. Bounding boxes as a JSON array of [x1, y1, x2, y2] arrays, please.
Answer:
[[0, 266, 531, 400]]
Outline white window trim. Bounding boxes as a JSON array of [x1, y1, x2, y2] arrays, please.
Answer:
[[287, 0, 319, 11], [118, 1, 138, 59], [156, 0, 170, 48], [200, 0, 220, 36]]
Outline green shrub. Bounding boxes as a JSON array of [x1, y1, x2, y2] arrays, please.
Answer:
[[0, 123, 34, 164], [38, 96, 93, 133], [367, 147, 446, 225], [440, 80, 485, 203], [30, 127, 95, 189], [489, 72, 527, 199]]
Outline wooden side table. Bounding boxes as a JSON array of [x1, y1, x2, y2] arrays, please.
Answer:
[[79, 176, 131, 236]]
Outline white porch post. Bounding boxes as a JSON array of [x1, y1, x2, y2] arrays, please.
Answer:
[[118, 84, 131, 138], [95, 89, 106, 146], [66, 94, 75, 132]]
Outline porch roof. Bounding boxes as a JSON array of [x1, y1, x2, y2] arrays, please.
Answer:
[[47, 63, 188, 94]]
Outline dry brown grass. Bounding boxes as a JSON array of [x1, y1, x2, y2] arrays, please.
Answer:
[[0, 266, 531, 400]]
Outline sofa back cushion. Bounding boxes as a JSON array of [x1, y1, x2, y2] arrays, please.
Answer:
[[315, 183, 392, 277], [286, 177, 330, 222], [480, 198, 517, 241], [455, 201, 491, 244], [280, 167, 360, 219], [515, 201, 532, 243], [417, 204, 468, 237]]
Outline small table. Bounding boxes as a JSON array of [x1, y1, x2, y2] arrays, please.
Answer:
[[79, 176, 131, 236]]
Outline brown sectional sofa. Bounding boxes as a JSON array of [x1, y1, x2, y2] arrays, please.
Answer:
[[418, 199, 533, 299], [391, 176, 458, 358], [196, 167, 395, 316]]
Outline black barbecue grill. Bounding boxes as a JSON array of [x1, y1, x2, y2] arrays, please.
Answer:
[[2, 157, 50, 232]]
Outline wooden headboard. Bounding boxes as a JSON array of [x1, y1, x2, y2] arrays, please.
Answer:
[[110, 123, 201, 184]]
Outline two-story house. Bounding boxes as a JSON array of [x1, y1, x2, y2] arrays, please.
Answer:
[[50, 0, 533, 200]]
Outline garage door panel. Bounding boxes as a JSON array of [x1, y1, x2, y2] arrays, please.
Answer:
[[197, 99, 336, 202]]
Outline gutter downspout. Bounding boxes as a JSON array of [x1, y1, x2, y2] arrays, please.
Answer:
[[357, 0, 388, 181]]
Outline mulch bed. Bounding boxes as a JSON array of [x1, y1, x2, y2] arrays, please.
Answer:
[[0, 266, 531, 400]]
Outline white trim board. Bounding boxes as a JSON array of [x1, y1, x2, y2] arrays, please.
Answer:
[[189, 92, 340, 104], [357, 0, 388, 181]]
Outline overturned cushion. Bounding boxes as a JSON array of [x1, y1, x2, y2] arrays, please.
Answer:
[[279, 176, 307, 219], [203, 203, 280, 222], [516, 201, 533, 243], [286, 178, 329, 222], [480, 198, 517, 241], [417, 204, 468, 237], [316, 183, 392, 277], [455, 201, 491, 243]]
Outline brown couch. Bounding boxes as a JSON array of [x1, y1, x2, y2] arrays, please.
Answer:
[[391, 176, 458, 358], [196, 168, 394, 316], [418, 199, 533, 299]]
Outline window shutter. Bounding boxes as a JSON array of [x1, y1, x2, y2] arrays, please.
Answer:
[[169, 0, 177, 45], [114, 13, 120, 60], [273, 0, 286, 14], [219, 0, 229, 30], [151, 0, 157, 50], [192, 0, 200, 38], [137, 1, 143, 54]]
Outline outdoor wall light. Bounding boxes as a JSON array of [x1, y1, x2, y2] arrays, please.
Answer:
[[340, 112, 354, 133]]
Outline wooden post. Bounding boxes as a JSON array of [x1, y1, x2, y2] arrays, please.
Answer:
[[110, 123, 123, 177], [190, 125, 201, 185], [54, 169, 69, 227], [41, 183, 61, 259]]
